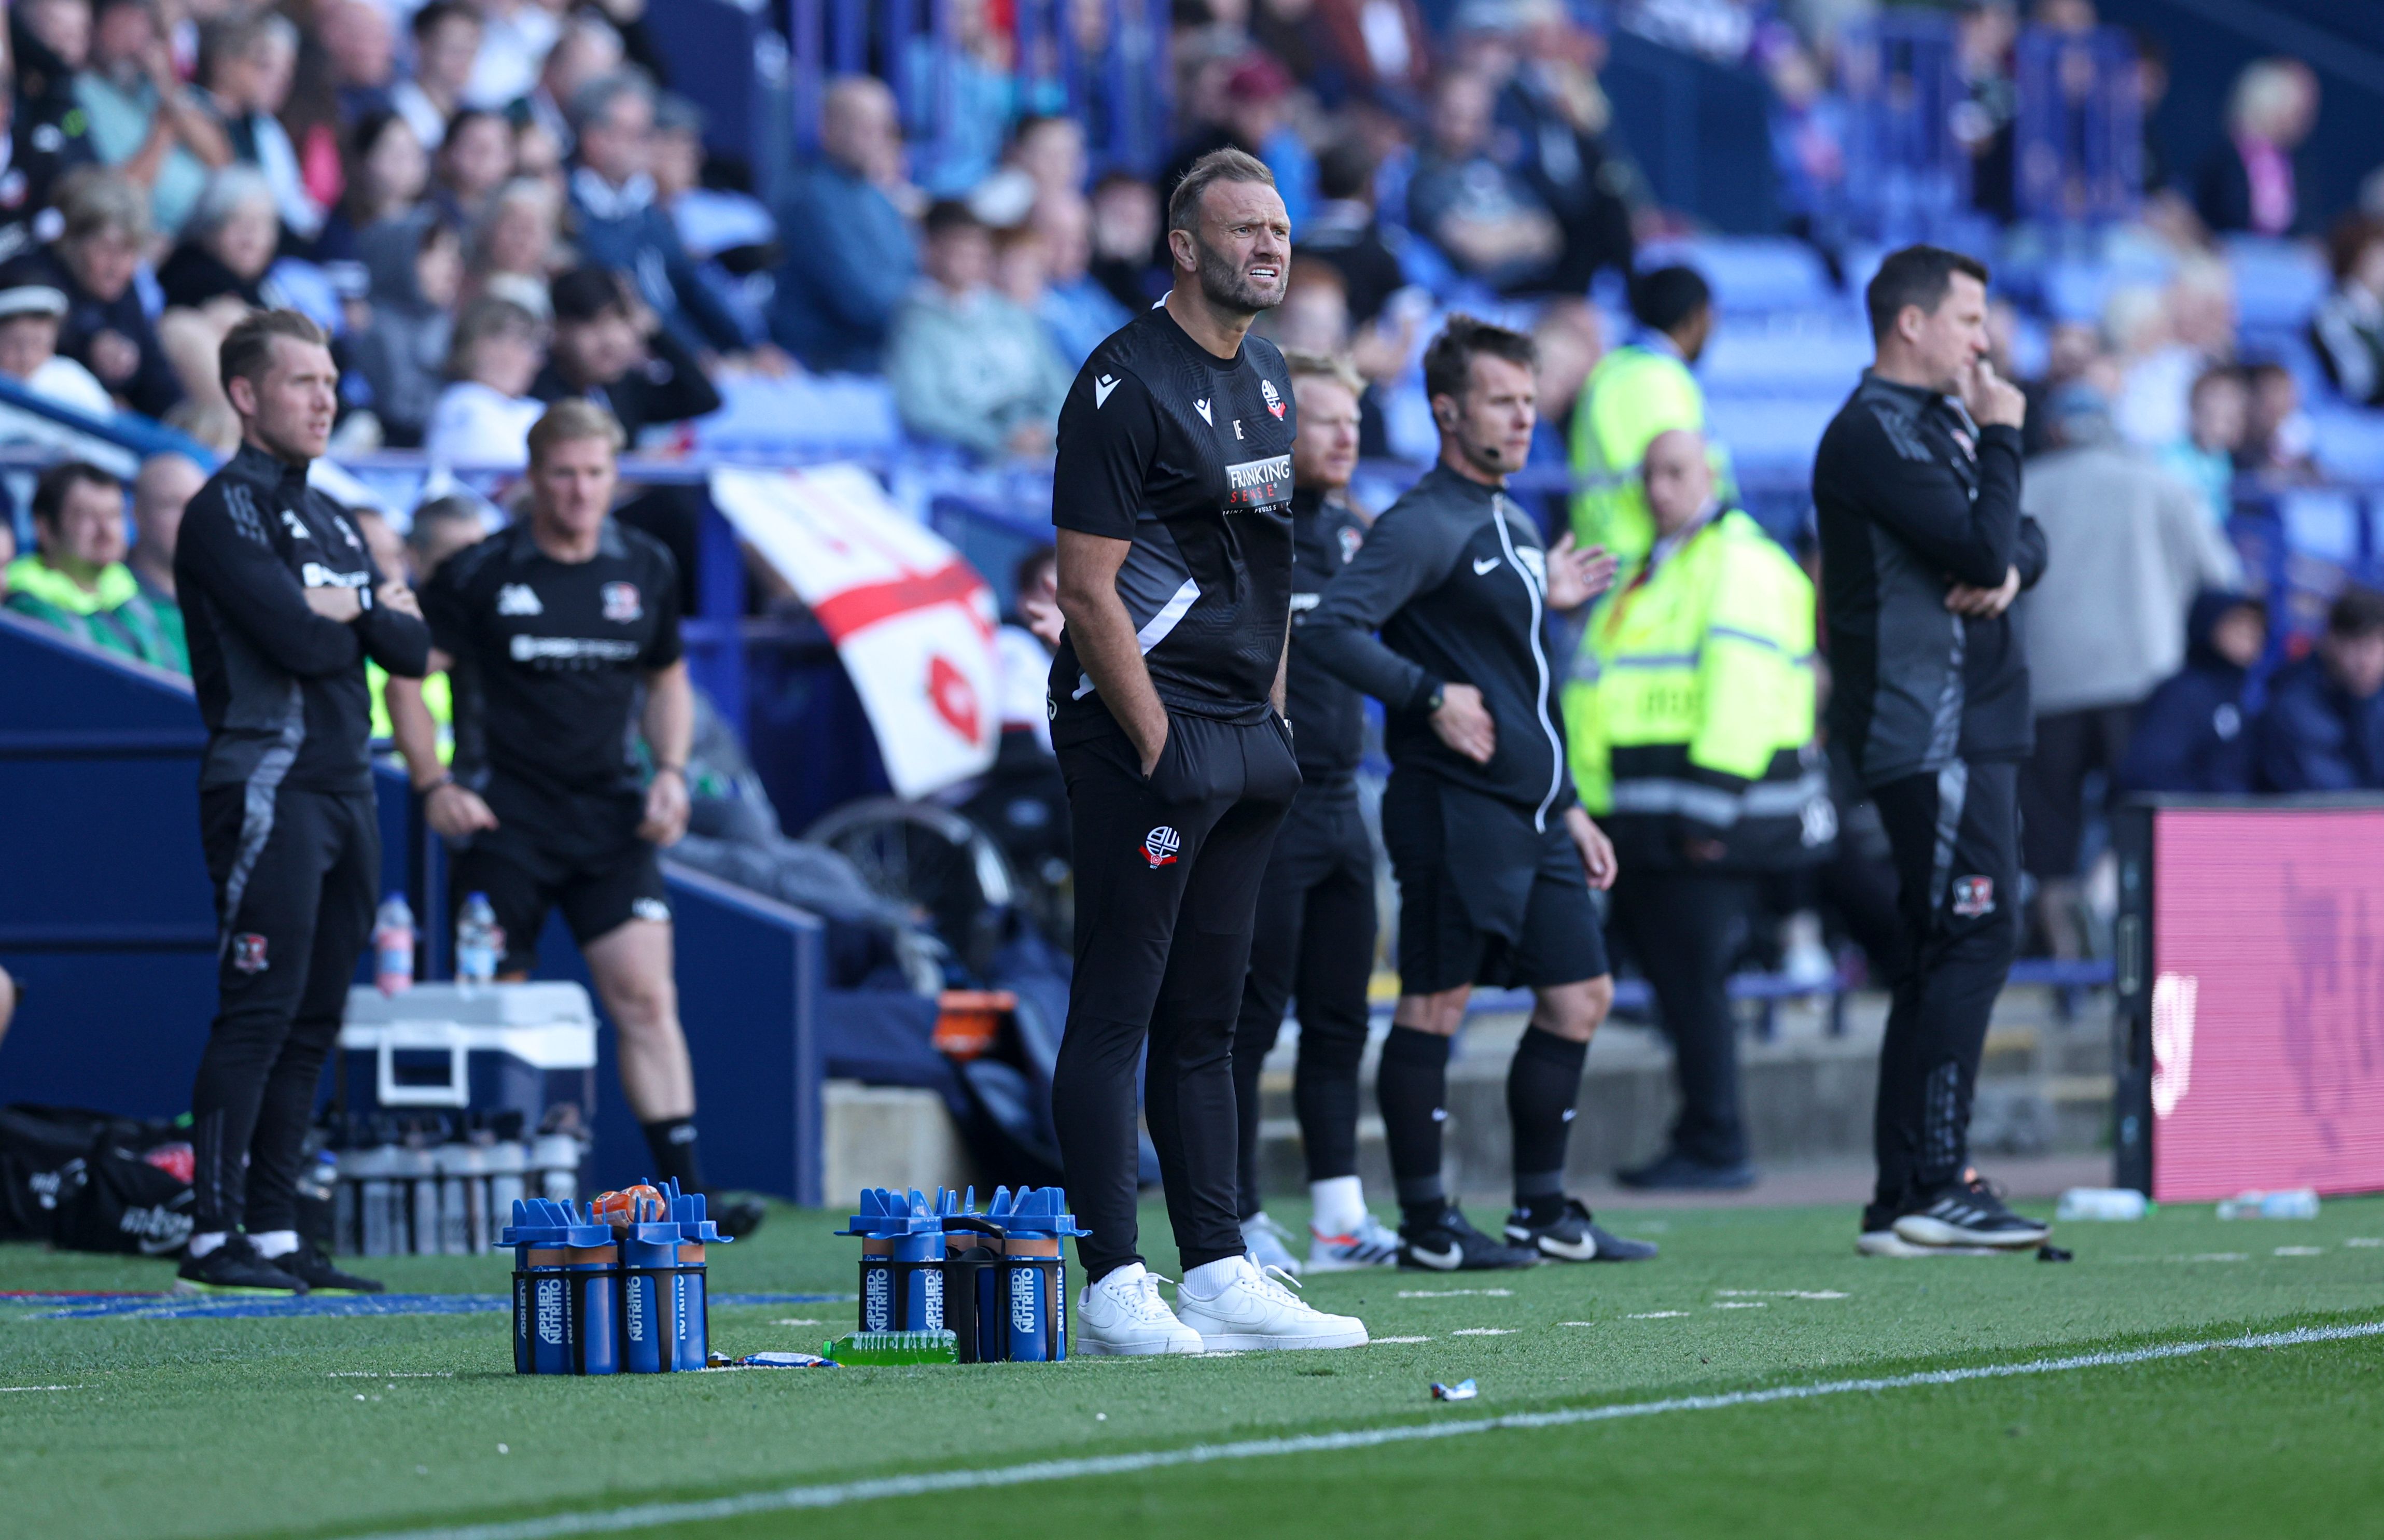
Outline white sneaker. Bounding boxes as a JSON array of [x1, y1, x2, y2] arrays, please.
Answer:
[[1242, 1212, 1303, 1276], [1175, 1254, 1369, 1351], [1307, 1211, 1401, 1271], [1074, 1263, 1205, 1356]]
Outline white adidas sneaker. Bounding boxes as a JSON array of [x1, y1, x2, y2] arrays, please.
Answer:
[[1074, 1263, 1205, 1356], [1174, 1254, 1369, 1351], [1307, 1210, 1401, 1272]]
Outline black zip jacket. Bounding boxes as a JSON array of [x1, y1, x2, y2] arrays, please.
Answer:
[[1285, 486, 1369, 786], [177, 444, 430, 792], [1304, 465, 1576, 828], [1814, 371, 2047, 788]]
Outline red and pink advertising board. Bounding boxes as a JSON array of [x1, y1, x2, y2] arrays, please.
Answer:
[[2148, 806, 2384, 1201]]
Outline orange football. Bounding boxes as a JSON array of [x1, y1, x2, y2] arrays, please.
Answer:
[[592, 1184, 666, 1225]]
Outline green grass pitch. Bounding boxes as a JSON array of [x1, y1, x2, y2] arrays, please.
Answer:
[[5, 1195, 2381, 1539]]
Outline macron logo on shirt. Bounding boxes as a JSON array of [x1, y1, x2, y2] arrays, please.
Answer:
[[1095, 374, 1119, 409]]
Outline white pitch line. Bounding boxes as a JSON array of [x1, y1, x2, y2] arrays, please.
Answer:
[[0, 1385, 82, 1393], [330, 1321, 2384, 1540]]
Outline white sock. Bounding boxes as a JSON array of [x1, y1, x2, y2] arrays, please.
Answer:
[[1309, 1176, 1367, 1235], [1178, 1254, 1248, 1300], [187, 1230, 228, 1259], [250, 1229, 299, 1259]]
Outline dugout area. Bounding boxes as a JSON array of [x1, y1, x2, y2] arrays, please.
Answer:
[[4, 1194, 2381, 1540]]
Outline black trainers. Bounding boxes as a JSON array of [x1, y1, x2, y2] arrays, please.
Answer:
[[712, 1196, 768, 1240], [176, 1235, 307, 1295], [278, 1240, 385, 1294], [1890, 1174, 2050, 1250], [1504, 1198, 1660, 1262], [1616, 1150, 1758, 1191], [1398, 1204, 1539, 1271]]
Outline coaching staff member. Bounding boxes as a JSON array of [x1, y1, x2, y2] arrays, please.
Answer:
[[177, 310, 430, 1294], [1814, 245, 2051, 1256], [1306, 316, 1656, 1271], [385, 401, 762, 1238], [1228, 349, 1401, 1276], [1048, 148, 1363, 1354]]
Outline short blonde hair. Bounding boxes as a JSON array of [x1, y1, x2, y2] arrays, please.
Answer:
[[526, 397, 624, 466], [1281, 347, 1363, 397]]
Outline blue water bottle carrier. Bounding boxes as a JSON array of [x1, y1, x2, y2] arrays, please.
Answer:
[[839, 1185, 1082, 1363], [502, 1179, 729, 1375]]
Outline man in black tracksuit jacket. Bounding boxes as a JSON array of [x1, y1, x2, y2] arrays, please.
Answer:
[[1305, 316, 1655, 1271], [1814, 247, 2051, 1256], [175, 312, 429, 1293]]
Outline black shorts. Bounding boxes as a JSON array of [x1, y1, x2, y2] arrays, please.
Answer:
[[452, 783, 668, 975], [1381, 772, 1608, 996]]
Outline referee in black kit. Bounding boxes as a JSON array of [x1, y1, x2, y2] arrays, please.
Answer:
[[386, 400, 762, 1238], [1047, 148, 1363, 1354], [1305, 316, 1657, 1271], [176, 310, 430, 1294], [1813, 246, 2051, 1257]]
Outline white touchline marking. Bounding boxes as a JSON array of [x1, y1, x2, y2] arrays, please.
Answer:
[[1397, 1290, 1514, 1299], [1711, 1303, 1768, 1310], [2275, 1247, 2325, 1257], [1714, 1290, 1849, 1300], [328, 1373, 455, 1379], [1626, 1311, 1690, 1320], [1556, 1321, 1597, 1327], [327, 1321, 2384, 1540], [1449, 1328, 1516, 1336], [771, 1320, 822, 1327], [1372, 1336, 1432, 1344], [0, 1385, 82, 1393], [2346, 1238, 2382, 1248]]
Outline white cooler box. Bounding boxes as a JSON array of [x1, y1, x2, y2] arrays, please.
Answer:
[[340, 982, 598, 1125]]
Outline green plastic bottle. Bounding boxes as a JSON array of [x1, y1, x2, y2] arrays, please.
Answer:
[[822, 1329, 961, 1365]]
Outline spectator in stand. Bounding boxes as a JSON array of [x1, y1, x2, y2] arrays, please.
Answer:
[[317, 111, 430, 267], [2157, 366, 2248, 528], [1025, 193, 1129, 367], [569, 71, 750, 360], [1006, 114, 1088, 208], [2197, 57, 2319, 238], [197, 11, 323, 245], [2240, 359, 2318, 481], [2114, 260, 2233, 450], [506, 11, 621, 163], [75, 0, 230, 241], [772, 76, 917, 373], [0, 278, 113, 419], [1297, 0, 1432, 107], [887, 199, 1071, 460], [1496, 0, 1636, 295], [2115, 591, 2267, 798], [2255, 586, 2384, 793], [312, 0, 397, 127], [351, 216, 462, 447], [13, 168, 180, 417], [406, 494, 489, 582], [425, 296, 547, 466], [2312, 215, 2384, 409], [158, 166, 282, 312], [1088, 169, 1163, 313], [1161, 51, 1314, 230], [3, 459, 183, 670], [1409, 68, 1561, 292], [392, 2, 482, 153], [469, 175, 565, 317], [532, 264, 720, 447], [466, 0, 563, 113], [127, 451, 203, 632], [430, 109, 515, 232], [11, 0, 101, 227], [1298, 137, 1406, 329], [648, 96, 775, 348], [2017, 383, 2242, 952]]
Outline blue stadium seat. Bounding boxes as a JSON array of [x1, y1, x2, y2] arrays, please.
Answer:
[[1699, 325, 1872, 395], [692, 374, 905, 459], [1637, 237, 1834, 316], [2226, 236, 2329, 336], [1705, 395, 1839, 478], [2312, 410, 2384, 484]]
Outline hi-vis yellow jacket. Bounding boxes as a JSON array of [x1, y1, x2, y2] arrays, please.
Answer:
[[1565, 508, 1833, 872], [1568, 342, 1727, 576]]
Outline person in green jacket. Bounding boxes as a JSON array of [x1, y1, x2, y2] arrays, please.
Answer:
[[3, 459, 186, 672], [1568, 265, 1722, 577], [1565, 429, 1832, 1190]]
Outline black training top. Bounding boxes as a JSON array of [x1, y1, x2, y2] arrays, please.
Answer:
[[1304, 465, 1577, 829], [1285, 485, 1370, 785], [424, 517, 684, 803], [177, 443, 429, 793], [1046, 303, 1297, 742]]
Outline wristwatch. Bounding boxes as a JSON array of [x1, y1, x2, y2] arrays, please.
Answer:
[[1426, 684, 1446, 714]]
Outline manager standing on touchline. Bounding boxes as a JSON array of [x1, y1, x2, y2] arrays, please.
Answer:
[[1812, 245, 2052, 1258], [1045, 147, 1364, 1355], [176, 310, 430, 1296]]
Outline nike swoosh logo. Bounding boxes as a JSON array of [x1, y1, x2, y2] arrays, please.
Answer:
[[1095, 374, 1119, 409], [1473, 557, 1501, 575], [1407, 1242, 1461, 1269]]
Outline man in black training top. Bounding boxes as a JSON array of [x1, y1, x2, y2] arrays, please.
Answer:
[[386, 399, 762, 1238], [1813, 245, 2051, 1257], [1306, 316, 1657, 1270], [1048, 147, 1364, 1354], [1228, 349, 1401, 1276], [177, 309, 430, 1294]]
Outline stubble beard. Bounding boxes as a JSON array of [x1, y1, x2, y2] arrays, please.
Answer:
[[1195, 235, 1284, 317]]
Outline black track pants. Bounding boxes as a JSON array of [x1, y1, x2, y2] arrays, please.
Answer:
[[191, 784, 379, 1234], [1608, 868, 1755, 1167], [1230, 781, 1376, 1218], [1052, 711, 1300, 1282], [1867, 759, 2021, 1221]]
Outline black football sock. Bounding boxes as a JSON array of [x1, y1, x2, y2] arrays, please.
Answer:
[[640, 1116, 705, 1193], [1377, 1027, 1453, 1222], [1508, 1027, 1588, 1223]]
